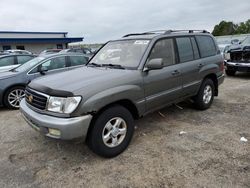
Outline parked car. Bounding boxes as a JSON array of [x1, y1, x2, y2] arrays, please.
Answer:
[[4, 49, 33, 55], [60, 48, 94, 58], [224, 36, 250, 76], [0, 53, 88, 109], [20, 30, 224, 158], [39, 49, 62, 56], [0, 54, 36, 72]]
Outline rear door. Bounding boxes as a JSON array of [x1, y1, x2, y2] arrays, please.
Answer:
[[0, 56, 16, 72], [143, 38, 182, 112], [68, 55, 89, 70], [175, 36, 202, 96], [17, 55, 34, 66]]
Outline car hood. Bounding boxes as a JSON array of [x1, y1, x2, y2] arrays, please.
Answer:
[[28, 66, 138, 95], [229, 44, 250, 52], [0, 70, 19, 80]]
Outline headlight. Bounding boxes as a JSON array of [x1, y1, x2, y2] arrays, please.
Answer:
[[47, 96, 81, 114]]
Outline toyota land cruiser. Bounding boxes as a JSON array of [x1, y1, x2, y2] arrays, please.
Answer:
[[20, 30, 225, 158]]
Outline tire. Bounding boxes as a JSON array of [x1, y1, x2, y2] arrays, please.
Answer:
[[225, 70, 236, 76], [193, 79, 215, 110], [87, 105, 134, 158], [3, 86, 25, 109]]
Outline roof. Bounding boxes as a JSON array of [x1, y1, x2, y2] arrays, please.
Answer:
[[0, 31, 68, 34], [0, 37, 83, 44], [119, 30, 210, 40]]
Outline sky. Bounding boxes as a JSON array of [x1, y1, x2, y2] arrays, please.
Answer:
[[0, 0, 249, 43]]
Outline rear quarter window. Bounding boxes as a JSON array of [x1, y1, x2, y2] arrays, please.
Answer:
[[195, 36, 216, 58]]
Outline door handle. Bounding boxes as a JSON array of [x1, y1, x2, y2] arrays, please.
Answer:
[[171, 70, 180, 76]]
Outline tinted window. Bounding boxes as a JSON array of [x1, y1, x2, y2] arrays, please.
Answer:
[[17, 56, 34, 65], [0, 56, 15, 67], [176, 37, 193, 62], [196, 36, 216, 58], [70, 56, 88, 66], [190, 37, 200, 59], [149, 38, 175, 66], [41, 56, 66, 71]]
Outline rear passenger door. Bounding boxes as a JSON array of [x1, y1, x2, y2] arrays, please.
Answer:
[[175, 36, 202, 96], [0, 56, 16, 71], [68, 55, 88, 70], [17, 55, 34, 65], [143, 38, 182, 112]]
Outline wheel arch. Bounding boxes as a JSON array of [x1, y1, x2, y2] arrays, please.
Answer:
[[2, 84, 26, 103], [203, 73, 218, 96]]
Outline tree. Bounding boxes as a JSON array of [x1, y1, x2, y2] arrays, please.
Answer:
[[212, 21, 236, 36], [212, 19, 250, 36]]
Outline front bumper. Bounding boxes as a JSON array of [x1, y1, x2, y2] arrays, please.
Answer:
[[226, 62, 250, 72], [20, 99, 92, 140]]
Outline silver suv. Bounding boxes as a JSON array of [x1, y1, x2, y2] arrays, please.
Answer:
[[20, 30, 225, 158]]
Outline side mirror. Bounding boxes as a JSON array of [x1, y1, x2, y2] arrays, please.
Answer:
[[40, 66, 48, 75], [145, 58, 164, 71]]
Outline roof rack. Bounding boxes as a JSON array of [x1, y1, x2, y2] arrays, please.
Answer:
[[123, 29, 209, 38]]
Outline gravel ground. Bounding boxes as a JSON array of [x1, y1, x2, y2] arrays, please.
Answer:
[[0, 73, 249, 188]]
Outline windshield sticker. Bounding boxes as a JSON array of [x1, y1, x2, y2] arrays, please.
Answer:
[[134, 40, 149, 45]]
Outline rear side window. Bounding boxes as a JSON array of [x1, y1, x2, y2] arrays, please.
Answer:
[[17, 56, 33, 65], [149, 38, 176, 66], [190, 37, 200, 59], [70, 56, 88, 66], [176, 37, 193, 63], [196, 36, 216, 58], [0, 56, 15, 67]]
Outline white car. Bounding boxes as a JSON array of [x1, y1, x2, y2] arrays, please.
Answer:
[[4, 49, 33, 55], [0, 54, 35, 72]]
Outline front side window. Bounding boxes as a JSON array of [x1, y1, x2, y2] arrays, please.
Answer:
[[70, 56, 88, 66], [40, 56, 66, 71], [17, 56, 34, 65], [0, 56, 15, 67], [196, 36, 216, 58], [148, 38, 176, 66], [89, 40, 150, 69], [176, 37, 194, 63]]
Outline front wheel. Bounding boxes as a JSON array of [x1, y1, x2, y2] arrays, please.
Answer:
[[87, 105, 134, 158], [193, 79, 215, 110], [3, 86, 25, 109]]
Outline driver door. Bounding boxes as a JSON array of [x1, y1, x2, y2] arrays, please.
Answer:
[[28, 56, 68, 79], [143, 38, 183, 112]]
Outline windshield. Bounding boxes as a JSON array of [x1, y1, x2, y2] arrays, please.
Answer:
[[89, 39, 150, 69], [242, 37, 250, 45], [14, 56, 45, 72]]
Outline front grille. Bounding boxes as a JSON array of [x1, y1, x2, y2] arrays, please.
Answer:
[[25, 88, 48, 110]]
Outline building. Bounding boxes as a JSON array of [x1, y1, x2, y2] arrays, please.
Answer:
[[0, 31, 83, 54]]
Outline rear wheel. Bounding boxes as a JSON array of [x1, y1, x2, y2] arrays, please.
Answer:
[[3, 86, 25, 109], [225, 70, 236, 76], [193, 79, 215, 110], [87, 105, 134, 158]]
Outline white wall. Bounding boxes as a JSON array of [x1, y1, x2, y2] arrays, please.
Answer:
[[0, 43, 66, 54]]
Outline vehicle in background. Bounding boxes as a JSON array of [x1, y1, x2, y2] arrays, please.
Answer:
[[0, 54, 36, 73], [60, 47, 94, 57], [4, 49, 33, 55], [20, 30, 224, 158], [0, 53, 88, 109], [224, 36, 250, 76], [39, 49, 62, 56]]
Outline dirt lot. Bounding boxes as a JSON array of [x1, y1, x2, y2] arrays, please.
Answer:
[[0, 74, 249, 188]]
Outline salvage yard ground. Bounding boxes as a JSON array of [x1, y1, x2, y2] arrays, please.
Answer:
[[0, 74, 249, 188]]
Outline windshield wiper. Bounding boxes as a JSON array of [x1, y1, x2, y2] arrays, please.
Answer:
[[87, 62, 102, 67], [101, 63, 125, 69]]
